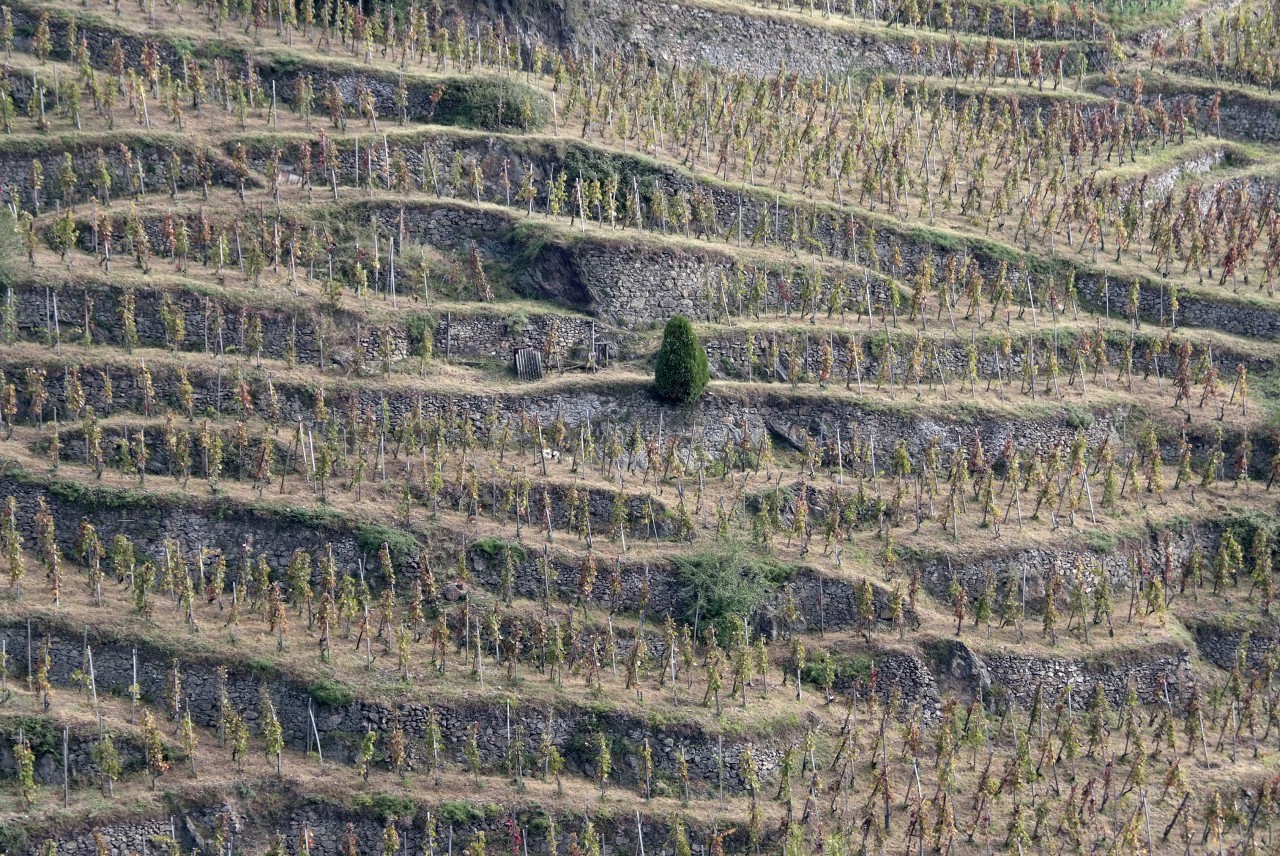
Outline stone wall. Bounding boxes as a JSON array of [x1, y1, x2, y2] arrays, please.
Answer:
[[1094, 79, 1280, 145], [0, 717, 149, 786], [473, 545, 917, 636], [8, 347, 1148, 463], [1192, 621, 1279, 672], [754, 388, 1116, 461], [983, 647, 1190, 707], [250, 58, 547, 132], [0, 132, 243, 214], [942, 639, 1192, 707], [7, 279, 610, 373], [692, 0, 1106, 42], [6, 2, 547, 134], [45, 422, 677, 540], [562, 240, 736, 328], [6, 10, 1266, 344], [0, 470, 374, 583], [860, 651, 940, 717], [12, 280, 322, 366], [1072, 270, 1280, 341], [228, 128, 1280, 340], [567, 0, 1096, 78], [332, 136, 1280, 339], [1, 620, 799, 796], [22, 818, 175, 856], [53, 159, 1280, 346], [429, 308, 603, 364], [1131, 0, 1246, 48], [453, 0, 1111, 62], [700, 324, 1275, 386], [1120, 145, 1232, 203], [918, 516, 1236, 605], [19, 786, 746, 856], [0, 469, 913, 636]]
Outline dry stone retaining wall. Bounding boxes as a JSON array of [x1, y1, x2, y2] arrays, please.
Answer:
[[567, 0, 1097, 78], [942, 640, 1192, 707], [918, 517, 1233, 604], [8, 279, 606, 376], [9, 351, 1140, 461], [0, 719, 149, 786], [701, 325, 1275, 385], [21, 792, 725, 856], [0, 470, 909, 635], [0, 621, 794, 796], [1192, 622, 1279, 672]]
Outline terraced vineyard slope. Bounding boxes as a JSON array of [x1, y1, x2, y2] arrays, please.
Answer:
[[3, 0, 1280, 853]]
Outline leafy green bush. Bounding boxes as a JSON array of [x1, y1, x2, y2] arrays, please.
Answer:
[[0, 211, 21, 289], [257, 51, 307, 75], [257, 503, 343, 531], [437, 800, 484, 825], [507, 310, 530, 336], [8, 715, 58, 755], [308, 677, 356, 707], [1224, 511, 1277, 543], [354, 793, 418, 821], [45, 478, 163, 511], [0, 828, 28, 856], [354, 523, 419, 566], [675, 541, 792, 639], [802, 651, 872, 688], [472, 537, 528, 564], [1082, 529, 1118, 554], [654, 315, 709, 403], [559, 143, 662, 189], [1063, 404, 1094, 429], [168, 36, 196, 58], [434, 77, 550, 131], [405, 312, 436, 357]]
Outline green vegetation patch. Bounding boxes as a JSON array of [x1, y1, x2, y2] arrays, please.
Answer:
[[471, 537, 528, 564], [354, 523, 420, 566], [674, 541, 793, 640], [405, 312, 436, 357], [308, 677, 356, 708], [353, 792, 418, 822], [436, 799, 485, 826], [655, 315, 709, 403], [802, 650, 873, 689], [434, 77, 550, 132]]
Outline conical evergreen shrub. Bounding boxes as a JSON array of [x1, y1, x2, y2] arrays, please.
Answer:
[[654, 315, 709, 403]]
